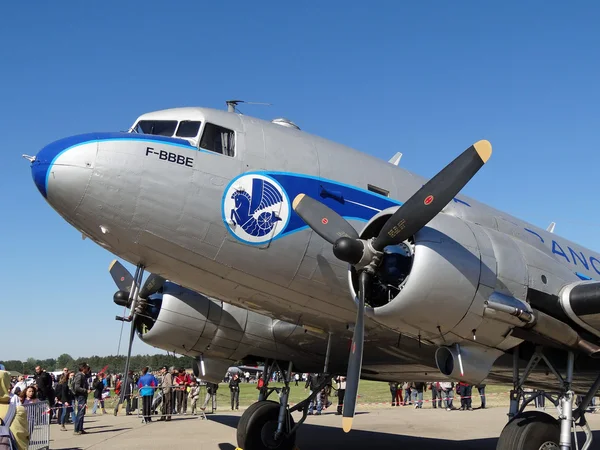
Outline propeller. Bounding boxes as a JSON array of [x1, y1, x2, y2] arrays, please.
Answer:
[[292, 140, 492, 432], [108, 260, 165, 412]]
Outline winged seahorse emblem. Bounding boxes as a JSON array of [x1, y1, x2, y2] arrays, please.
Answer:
[[230, 178, 283, 237]]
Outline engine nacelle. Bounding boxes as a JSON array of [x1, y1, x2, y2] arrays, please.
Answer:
[[349, 208, 483, 340], [560, 281, 600, 339], [136, 281, 319, 376]]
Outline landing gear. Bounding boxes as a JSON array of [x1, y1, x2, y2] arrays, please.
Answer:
[[497, 411, 560, 450], [237, 359, 333, 450], [237, 401, 296, 450], [497, 346, 598, 450]]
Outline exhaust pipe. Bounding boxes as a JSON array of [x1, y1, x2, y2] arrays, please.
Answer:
[[484, 292, 600, 358], [435, 344, 503, 385]]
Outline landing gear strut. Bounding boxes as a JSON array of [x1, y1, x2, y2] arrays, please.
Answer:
[[237, 359, 333, 450], [497, 346, 597, 450]]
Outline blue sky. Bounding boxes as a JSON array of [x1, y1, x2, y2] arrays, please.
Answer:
[[1, 1, 599, 360]]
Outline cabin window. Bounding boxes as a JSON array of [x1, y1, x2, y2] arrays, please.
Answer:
[[133, 120, 178, 136], [200, 123, 235, 156], [176, 121, 201, 138], [368, 184, 389, 197]]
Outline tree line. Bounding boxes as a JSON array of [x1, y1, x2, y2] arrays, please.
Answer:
[[1, 353, 196, 375]]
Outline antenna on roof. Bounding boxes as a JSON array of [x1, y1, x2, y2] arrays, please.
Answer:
[[226, 100, 272, 114]]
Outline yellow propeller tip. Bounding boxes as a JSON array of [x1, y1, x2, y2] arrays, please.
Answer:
[[342, 417, 353, 433], [474, 140, 492, 163], [292, 193, 305, 210]]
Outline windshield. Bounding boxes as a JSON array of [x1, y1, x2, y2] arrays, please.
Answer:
[[132, 120, 178, 136]]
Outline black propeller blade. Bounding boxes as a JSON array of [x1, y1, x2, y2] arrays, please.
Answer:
[[138, 273, 166, 300], [292, 193, 358, 244], [108, 261, 166, 414], [292, 140, 493, 432], [109, 260, 134, 293], [373, 140, 491, 251], [342, 270, 368, 432]]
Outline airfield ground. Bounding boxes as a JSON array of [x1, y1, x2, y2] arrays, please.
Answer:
[[48, 402, 600, 450]]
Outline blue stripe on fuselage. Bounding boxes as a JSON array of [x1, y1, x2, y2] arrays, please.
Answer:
[[32, 132, 196, 198], [225, 171, 404, 242]]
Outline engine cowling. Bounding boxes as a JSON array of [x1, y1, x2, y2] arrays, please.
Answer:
[[135, 281, 321, 382], [348, 208, 483, 341]]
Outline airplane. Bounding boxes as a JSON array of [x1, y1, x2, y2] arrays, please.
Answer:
[[25, 103, 600, 450]]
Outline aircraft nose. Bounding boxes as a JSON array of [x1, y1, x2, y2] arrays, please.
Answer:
[[30, 134, 97, 211]]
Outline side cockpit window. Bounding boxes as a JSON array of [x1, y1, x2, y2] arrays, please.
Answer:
[[133, 120, 178, 136], [176, 121, 201, 138], [200, 123, 235, 157]]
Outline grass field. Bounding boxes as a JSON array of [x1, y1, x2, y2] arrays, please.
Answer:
[[92, 380, 514, 413]]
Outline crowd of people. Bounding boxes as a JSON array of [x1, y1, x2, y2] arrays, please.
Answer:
[[387, 381, 487, 410], [8, 361, 595, 450]]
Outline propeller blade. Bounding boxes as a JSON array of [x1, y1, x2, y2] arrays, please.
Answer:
[[138, 273, 166, 299], [342, 270, 369, 432], [109, 260, 134, 292], [116, 314, 137, 412], [373, 140, 492, 251], [292, 194, 358, 245]]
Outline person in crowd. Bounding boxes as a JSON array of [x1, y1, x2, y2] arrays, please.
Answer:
[[229, 373, 241, 410], [403, 382, 412, 405], [335, 376, 346, 415], [0, 370, 29, 450], [10, 377, 27, 397], [170, 368, 178, 414], [306, 373, 323, 415], [458, 381, 473, 411], [412, 381, 426, 408], [188, 380, 200, 415], [294, 373, 300, 386], [18, 386, 38, 406], [174, 368, 190, 414], [159, 366, 174, 421], [151, 371, 164, 415], [91, 373, 107, 415], [33, 366, 55, 419], [535, 390, 546, 409], [430, 382, 443, 409], [137, 367, 158, 424], [201, 382, 219, 412], [55, 373, 74, 431], [72, 362, 91, 435], [67, 371, 77, 423], [476, 383, 486, 409], [439, 381, 455, 411], [115, 371, 135, 416], [389, 381, 399, 406]]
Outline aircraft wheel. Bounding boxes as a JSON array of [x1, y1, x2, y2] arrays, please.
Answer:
[[237, 400, 296, 450], [496, 411, 560, 450]]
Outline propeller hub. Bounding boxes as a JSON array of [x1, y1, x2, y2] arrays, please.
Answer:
[[333, 237, 365, 265], [113, 290, 131, 308]]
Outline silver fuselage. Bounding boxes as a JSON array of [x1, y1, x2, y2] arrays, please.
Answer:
[[29, 107, 600, 387]]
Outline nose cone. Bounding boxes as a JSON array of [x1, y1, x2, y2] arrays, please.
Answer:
[[31, 133, 98, 211]]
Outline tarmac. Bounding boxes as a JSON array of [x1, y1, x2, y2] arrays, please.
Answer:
[[48, 405, 600, 450]]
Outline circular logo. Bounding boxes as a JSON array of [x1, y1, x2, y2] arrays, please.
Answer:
[[424, 195, 434, 205], [223, 174, 290, 244], [322, 217, 329, 225]]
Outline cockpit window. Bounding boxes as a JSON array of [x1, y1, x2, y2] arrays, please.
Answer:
[[176, 121, 201, 138], [200, 123, 235, 157], [133, 120, 178, 136]]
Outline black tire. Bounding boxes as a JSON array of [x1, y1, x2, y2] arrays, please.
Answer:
[[237, 401, 296, 450], [237, 401, 273, 446], [496, 411, 560, 450]]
